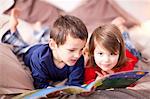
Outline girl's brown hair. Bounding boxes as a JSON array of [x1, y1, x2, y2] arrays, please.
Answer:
[[88, 24, 127, 70]]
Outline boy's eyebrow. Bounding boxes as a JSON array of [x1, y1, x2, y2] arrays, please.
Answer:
[[67, 48, 77, 50], [67, 47, 83, 50]]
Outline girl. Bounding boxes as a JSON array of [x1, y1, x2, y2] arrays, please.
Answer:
[[84, 24, 138, 84]]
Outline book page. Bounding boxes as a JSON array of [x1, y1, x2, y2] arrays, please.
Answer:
[[86, 70, 149, 90], [96, 70, 149, 90]]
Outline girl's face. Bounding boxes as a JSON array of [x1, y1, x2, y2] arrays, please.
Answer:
[[94, 43, 119, 71]]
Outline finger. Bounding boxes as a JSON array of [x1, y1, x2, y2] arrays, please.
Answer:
[[95, 71, 103, 77], [95, 76, 101, 81], [101, 70, 108, 75], [103, 70, 114, 75], [46, 91, 61, 98]]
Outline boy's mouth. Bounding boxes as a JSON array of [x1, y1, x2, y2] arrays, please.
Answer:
[[70, 59, 77, 63]]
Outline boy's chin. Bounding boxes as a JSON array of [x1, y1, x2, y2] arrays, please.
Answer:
[[66, 62, 76, 66]]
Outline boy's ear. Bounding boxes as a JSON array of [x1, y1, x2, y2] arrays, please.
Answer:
[[49, 39, 57, 49]]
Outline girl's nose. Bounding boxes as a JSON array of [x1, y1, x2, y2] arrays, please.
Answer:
[[103, 55, 109, 62]]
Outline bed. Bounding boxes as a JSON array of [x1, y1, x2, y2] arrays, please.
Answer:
[[0, 0, 150, 98]]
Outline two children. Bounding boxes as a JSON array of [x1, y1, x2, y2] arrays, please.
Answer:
[[1, 9, 138, 91]]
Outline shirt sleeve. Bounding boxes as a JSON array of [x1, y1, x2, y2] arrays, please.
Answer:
[[65, 56, 85, 86], [25, 48, 50, 89], [30, 57, 50, 89], [126, 49, 138, 67], [84, 67, 96, 84], [118, 49, 138, 72]]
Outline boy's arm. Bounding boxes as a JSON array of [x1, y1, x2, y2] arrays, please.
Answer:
[[24, 47, 51, 89], [29, 58, 50, 89], [66, 56, 84, 86]]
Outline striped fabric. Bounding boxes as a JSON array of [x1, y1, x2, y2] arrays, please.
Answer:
[[1, 30, 29, 55], [122, 31, 141, 59], [1, 27, 50, 56]]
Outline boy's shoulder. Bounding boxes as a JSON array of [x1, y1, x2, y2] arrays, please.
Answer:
[[34, 43, 49, 49], [73, 55, 85, 67], [30, 43, 52, 57], [31, 43, 50, 52]]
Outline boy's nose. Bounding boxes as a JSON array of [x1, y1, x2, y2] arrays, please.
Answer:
[[74, 52, 81, 58]]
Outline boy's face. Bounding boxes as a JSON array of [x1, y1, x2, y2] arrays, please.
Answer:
[[53, 35, 86, 66], [94, 43, 119, 71]]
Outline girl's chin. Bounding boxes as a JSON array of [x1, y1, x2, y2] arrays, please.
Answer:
[[100, 65, 114, 71], [101, 68, 112, 71]]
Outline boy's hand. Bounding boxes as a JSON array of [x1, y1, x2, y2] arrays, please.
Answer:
[[79, 85, 95, 97], [55, 79, 68, 86], [46, 90, 63, 98]]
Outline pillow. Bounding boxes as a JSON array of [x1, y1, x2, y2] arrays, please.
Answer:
[[0, 43, 34, 94], [0, 15, 10, 42], [43, 0, 85, 12], [0, 0, 14, 14], [129, 23, 150, 70]]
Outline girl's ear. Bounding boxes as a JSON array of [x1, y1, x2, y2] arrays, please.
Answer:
[[49, 39, 57, 49]]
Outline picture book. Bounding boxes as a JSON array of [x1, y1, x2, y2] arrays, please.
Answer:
[[13, 70, 149, 99]]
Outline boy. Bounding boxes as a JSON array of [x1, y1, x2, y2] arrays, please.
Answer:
[[1, 9, 88, 89]]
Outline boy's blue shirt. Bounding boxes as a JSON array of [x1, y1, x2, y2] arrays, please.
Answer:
[[23, 44, 84, 89]]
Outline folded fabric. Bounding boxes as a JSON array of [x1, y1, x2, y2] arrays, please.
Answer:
[[0, 43, 34, 94], [0, 0, 14, 14]]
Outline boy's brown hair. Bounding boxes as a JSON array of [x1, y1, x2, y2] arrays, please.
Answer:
[[88, 24, 127, 70], [50, 15, 88, 46]]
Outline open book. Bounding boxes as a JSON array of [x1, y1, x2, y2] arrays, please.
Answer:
[[14, 70, 149, 99]]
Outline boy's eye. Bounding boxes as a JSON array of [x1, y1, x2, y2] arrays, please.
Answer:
[[68, 49, 75, 52], [69, 50, 74, 52], [80, 48, 84, 52]]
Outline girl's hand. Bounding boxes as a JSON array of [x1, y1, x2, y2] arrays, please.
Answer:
[[95, 71, 106, 80], [95, 70, 114, 80]]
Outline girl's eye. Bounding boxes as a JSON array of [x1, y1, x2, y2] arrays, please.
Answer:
[[110, 53, 114, 55], [98, 53, 103, 55], [110, 53, 118, 56]]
